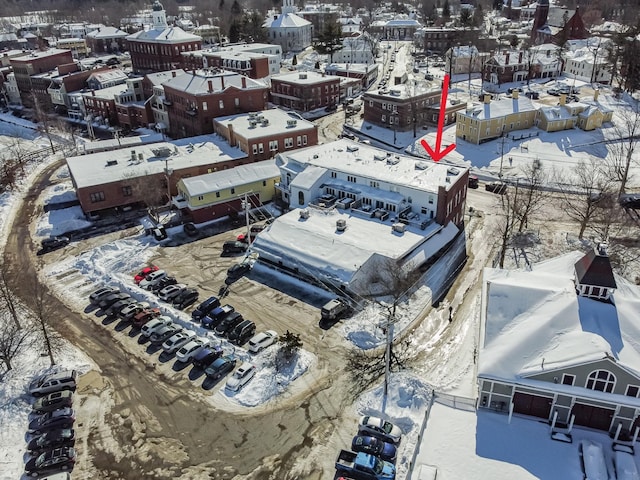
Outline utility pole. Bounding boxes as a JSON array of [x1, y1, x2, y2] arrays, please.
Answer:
[[243, 192, 251, 246], [499, 128, 507, 180], [164, 157, 173, 209]]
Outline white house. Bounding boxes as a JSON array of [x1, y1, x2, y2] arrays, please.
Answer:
[[331, 32, 377, 65], [263, 0, 313, 53], [564, 47, 612, 85]]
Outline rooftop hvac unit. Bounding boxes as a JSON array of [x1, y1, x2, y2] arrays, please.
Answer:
[[387, 158, 400, 165], [447, 167, 460, 175], [130, 150, 136, 160], [249, 120, 257, 128], [299, 72, 308, 79], [392, 223, 406, 233], [336, 219, 347, 232], [286, 119, 297, 127], [299, 209, 310, 219], [346, 145, 359, 152], [373, 154, 386, 161], [106, 160, 118, 166], [415, 161, 428, 170], [248, 112, 257, 118], [262, 119, 269, 126]]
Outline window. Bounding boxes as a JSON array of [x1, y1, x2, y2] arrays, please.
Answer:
[[561, 374, 575, 386], [269, 140, 278, 151], [626, 385, 640, 397], [197, 195, 204, 201], [230, 188, 235, 194], [258, 143, 264, 153], [235, 98, 240, 106], [298, 191, 304, 205], [202, 101, 207, 111], [122, 186, 132, 197], [215, 192, 220, 198], [297, 136, 302, 146], [284, 137, 293, 148], [263, 180, 267, 186], [331, 172, 337, 178], [586, 370, 616, 393], [381, 115, 386, 123], [252, 144, 258, 155], [370, 181, 379, 188], [347, 175, 356, 183], [219, 100, 224, 109], [90, 191, 105, 203], [302, 135, 307, 145]]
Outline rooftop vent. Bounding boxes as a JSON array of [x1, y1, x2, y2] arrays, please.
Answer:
[[261, 119, 269, 126], [286, 119, 297, 128], [336, 219, 347, 232], [392, 223, 406, 233], [387, 158, 400, 165], [106, 160, 118, 166], [249, 120, 257, 128], [346, 145, 359, 152], [447, 167, 460, 175], [373, 154, 386, 161], [415, 161, 428, 170], [300, 209, 310, 219], [299, 72, 308, 79]]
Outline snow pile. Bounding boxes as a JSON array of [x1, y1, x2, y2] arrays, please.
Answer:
[[35, 205, 92, 238]]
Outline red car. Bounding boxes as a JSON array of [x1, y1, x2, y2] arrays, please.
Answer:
[[134, 265, 159, 284], [132, 308, 162, 328]]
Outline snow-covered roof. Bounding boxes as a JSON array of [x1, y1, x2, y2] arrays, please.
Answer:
[[85, 26, 128, 39], [272, 70, 338, 85], [162, 70, 266, 94], [251, 208, 458, 286], [66, 135, 246, 189], [277, 139, 466, 193], [459, 96, 536, 121], [179, 159, 280, 198], [538, 105, 574, 121], [88, 69, 128, 84], [11, 48, 70, 62], [145, 69, 186, 86], [214, 109, 315, 139], [479, 251, 640, 382], [82, 83, 128, 100], [127, 26, 201, 44], [265, 13, 311, 29]]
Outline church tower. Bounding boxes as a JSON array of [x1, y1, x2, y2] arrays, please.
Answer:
[[282, 0, 296, 15], [530, 0, 549, 43], [152, 0, 168, 30]]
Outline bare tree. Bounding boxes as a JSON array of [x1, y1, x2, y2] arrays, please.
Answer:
[[512, 160, 548, 233], [28, 273, 63, 366], [0, 313, 33, 373], [495, 188, 518, 268], [0, 264, 21, 329], [555, 159, 614, 239], [607, 102, 640, 196]]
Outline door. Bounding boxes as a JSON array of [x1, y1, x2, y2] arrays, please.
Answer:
[[572, 403, 614, 431], [512, 392, 552, 419]]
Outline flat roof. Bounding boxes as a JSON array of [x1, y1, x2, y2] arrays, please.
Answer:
[[11, 48, 71, 62], [66, 135, 246, 189], [272, 70, 338, 85], [277, 139, 465, 193], [214, 109, 315, 139], [459, 96, 536, 120], [162, 69, 266, 95]]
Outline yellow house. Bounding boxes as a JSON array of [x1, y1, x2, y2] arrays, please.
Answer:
[[174, 160, 281, 223], [56, 38, 91, 56], [577, 104, 612, 131], [455, 91, 537, 144]]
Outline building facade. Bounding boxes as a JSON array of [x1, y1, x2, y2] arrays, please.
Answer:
[[264, 0, 313, 53], [270, 71, 340, 111], [85, 26, 129, 54]]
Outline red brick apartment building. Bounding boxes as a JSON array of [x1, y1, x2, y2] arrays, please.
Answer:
[[213, 108, 318, 162], [162, 69, 269, 138], [270, 71, 340, 111], [126, 0, 202, 74], [10, 48, 73, 107]]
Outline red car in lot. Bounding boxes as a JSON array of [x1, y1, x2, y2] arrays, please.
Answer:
[[132, 308, 162, 328], [134, 265, 159, 284]]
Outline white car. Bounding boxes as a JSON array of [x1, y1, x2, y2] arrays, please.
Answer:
[[247, 330, 278, 353], [158, 283, 187, 302], [225, 362, 256, 392], [141, 316, 173, 337], [119, 301, 150, 320], [139, 270, 167, 290], [175, 337, 211, 363], [162, 330, 196, 354], [358, 416, 402, 444]]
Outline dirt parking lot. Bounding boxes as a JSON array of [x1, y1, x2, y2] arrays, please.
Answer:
[[7, 160, 361, 479]]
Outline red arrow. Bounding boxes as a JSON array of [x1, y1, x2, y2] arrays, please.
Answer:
[[421, 74, 456, 162]]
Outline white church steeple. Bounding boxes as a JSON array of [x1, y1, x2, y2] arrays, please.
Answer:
[[282, 0, 296, 15], [152, 0, 168, 30]]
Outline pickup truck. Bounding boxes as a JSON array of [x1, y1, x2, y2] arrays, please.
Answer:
[[335, 450, 395, 480]]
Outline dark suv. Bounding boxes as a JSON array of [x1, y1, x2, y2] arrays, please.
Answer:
[[191, 296, 221, 322], [228, 320, 256, 346], [193, 345, 223, 370], [39, 236, 70, 254], [214, 311, 244, 337], [202, 304, 234, 329]]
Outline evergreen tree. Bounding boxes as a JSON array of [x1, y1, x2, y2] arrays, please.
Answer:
[[312, 21, 344, 63], [442, 0, 451, 18]]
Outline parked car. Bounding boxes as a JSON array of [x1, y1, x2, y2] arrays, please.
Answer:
[[191, 296, 221, 322], [105, 56, 120, 66], [507, 87, 523, 95], [351, 435, 397, 463], [24, 446, 76, 477], [202, 305, 234, 330], [151, 275, 177, 293], [547, 87, 560, 96], [204, 355, 237, 380], [149, 324, 182, 344], [105, 297, 136, 318], [225, 362, 256, 392], [214, 311, 244, 337], [134, 265, 159, 284], [141, 316, 173, 337], [248, 330, 278, 353], [32, 391, 73, 414], [192, 345, 223, 370], [227, 319, 256, 346], [468, 175, 479, 189], [227, 262, 251, 280], [40, 236, 70, 253], [425, 73, 434, 80], [158, 283, 187, 302], [173, 288, 199, 309], [175, 337, 211, 363], [27, 428, 75, 453], [98, 292, 131, 311], [139, 270, 167, 290], [89, 286, 118, 305], [358, 416, 402, 444], [524, 90, 539, 99], [132, 308, 161, 328], [28, 408, 75, 433], [485, 181, 507, 194], [29, 371, 78, 397], [118, 302, 150, 321], [162, 330, 196, 354], [182, 222, 198, 237], [222, 241, 248, 255]]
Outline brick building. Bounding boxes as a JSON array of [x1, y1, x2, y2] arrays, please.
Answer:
[[181, 43, 283, 78], [126, 0, 202, 74], [162, 69, 269, 138], [85, 26, 129, 54], [213, 108, 318, 162], [9, 48, 73, 108], [270, 71, 340, 112]]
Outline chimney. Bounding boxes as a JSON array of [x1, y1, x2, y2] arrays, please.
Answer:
[[594, 89, 600, 101], [220, 75, 225, 89], [241, 76, 246, 88], [518, 51, 523, 63], [483, 94, 491, 104], [559, 93, 566, 106], [512, 89, 519, 99], [171, 70, 176, 77], [227, 123, 235, 146], [92, 90, 95, 96], [505, 52, 510, 64], [208, 80, 213, 92], [274, 15, 277, 20]]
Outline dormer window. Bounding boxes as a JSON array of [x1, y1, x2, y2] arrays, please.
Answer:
[[574, 244, 616, 302]]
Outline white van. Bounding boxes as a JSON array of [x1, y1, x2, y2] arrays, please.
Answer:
[[614, 450, 640, 480]]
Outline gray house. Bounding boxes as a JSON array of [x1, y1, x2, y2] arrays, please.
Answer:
[[478, 246, 640, 438]]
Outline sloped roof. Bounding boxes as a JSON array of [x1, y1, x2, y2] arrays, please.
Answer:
[[265, 13, 311, 29], [459, 96, 536, 121], [538, 105, 574, 121], [127, 26, 201, 44], [575, 246, 617, 288], [86, 26, 128, 39], [479, 251, 640, 383], [162, 70, 266, 95], [145, 69, 186, 86]]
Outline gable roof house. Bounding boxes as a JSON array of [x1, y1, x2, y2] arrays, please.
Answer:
[[536, 92, 613, 133], [455, 91, 537, 144], [530, 0, 589, 45], [264, 0, 313, 53], [478, 246, 640, 438]]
